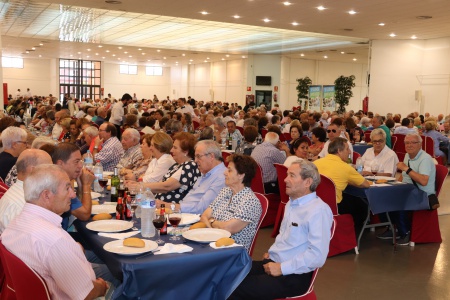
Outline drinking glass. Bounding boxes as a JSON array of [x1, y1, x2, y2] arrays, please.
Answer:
[[98, 179, 108, 198], [168, 209, 182, 241], [152, 211, 166, 245], [371, 162, 379, 180]]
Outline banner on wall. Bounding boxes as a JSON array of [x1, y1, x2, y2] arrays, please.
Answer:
[[308, 85, 322, 112], [322, 85, 336, 111]]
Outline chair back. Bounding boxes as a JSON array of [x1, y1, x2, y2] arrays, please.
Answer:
[[249, 193, 269, 256], [435, 164, 448, 197], [0, 182, 9, 199], [0, 243, 50, 300], [303, 136, 312, 146], [192, 120, 200, 130], [250, 163, 265, 194], [283, 132, 292, 142], [236, 126, 244, 135], [391, 135, 398, 149], [272, 164, 289, 237], [221, 151, 231, 167], [364, 131, 372, 143], [316, 175, 338, 215], [352, 151, 361, 164], [261, 129, 268, 139], [392, 134, 406, 153], [422, 135, 435, 157]]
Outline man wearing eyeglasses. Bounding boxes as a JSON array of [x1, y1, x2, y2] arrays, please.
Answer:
[[168, 140, 226, 214], [317, 123, 353, 159], [0, 126, 29, 181], [392, 133, 436, 245]]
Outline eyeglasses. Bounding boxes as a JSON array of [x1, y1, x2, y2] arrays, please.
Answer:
[[327, 129, 337, 133], [15, 141, 28, 145], [372, 139, 384, 144], [405, 141, 421, 145], [195, 153, 211, 160]]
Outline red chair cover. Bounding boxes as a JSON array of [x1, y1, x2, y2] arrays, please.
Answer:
[[272, 164, 288, 237], [236, 126, 244, 135], [352, 151, 361, 164], [364, 131, 372, 143], [302, 136, 312, 146], [0, 183, 9, 199], [391, 135, 397, 149], [221, 151, 231, 167], [316, 175, 358, 257], [422, 135, 444, 165], [410, 164, 447, 244], [283, 133, 292, 141], [249, 193, 269, 256], [192, 120, 199, 130], [261, 129, 268, 139]]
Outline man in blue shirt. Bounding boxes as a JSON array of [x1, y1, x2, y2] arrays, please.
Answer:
[[229, 160, 333, 300]]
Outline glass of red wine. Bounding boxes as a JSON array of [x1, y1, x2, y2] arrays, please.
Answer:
[[152, 211, 166, 245], [98, 179, 108, 198], [371, 162, 379, 180], [168, 209, 182, 241]]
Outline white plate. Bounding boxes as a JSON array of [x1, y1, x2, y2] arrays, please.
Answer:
[[366, 176, 396, 181], [182, 228, 231, 243], [103, 239, 158, 255], [91, 192, 101, 199], [86, 220, 133, 232], [209, 242, 242, 249], [178, 214, 200, 226], [103, 171, 114, 177], [91, 205, 116, 215]]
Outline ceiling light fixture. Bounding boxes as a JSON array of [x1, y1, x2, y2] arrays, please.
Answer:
[[39, 43, 43, 46], [102, 57, 105, 59], [39, 55, 41, 57], [300, 53, 305, 56], [138, 48, 142, 50], [389, 33, 396, 37], [95, 53, 99, 55], [317, 6, 326, 11], [112, 54, 116, 56], [348, 10, 356, 15], [226, 54, 230, 57], [200, 11, 209, 15], [233, 15, 240, 19], [411, 35, 417, 39], [378, 23, 385, 26], [124, 51, 128, 54], [222, 58, 225, 60], [263, 18, 271, 22], [86, 56, 90, 58], [163, 57, 167, 59], [77, 51, 81, 54], [87, 49, 91, 51], [31, 47, 36, 50], [283, 2, 292, 6], [129, 55, 132, 57], [106, 50, 110, 53], [157, 50, 161, 52], [291, 22, 299, 26], [353, 58, 357, 61], [142, 53, 145, 55], [341, 51, 345, 54], [323, 55, 328, 58], [182, 54, 186, 56], [118, 47, 122, 49]]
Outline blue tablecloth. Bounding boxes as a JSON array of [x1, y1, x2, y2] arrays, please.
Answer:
[[344, 183, 429, 214], [74, 219, 252, 300], [353, 144, 372, 155]]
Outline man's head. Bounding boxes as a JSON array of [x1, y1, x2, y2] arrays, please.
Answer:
[[52, 142, 83, 180], [121, 128, 140, 150], [404, 133, 422, 158], [0, 126, 28, 156], [24, 164, 75, 215], [214, 117, 226, 132], [326, 123, 341, 142], [328, 137, 350, 161], [285, 160, 320, 199], [177, 98, 186, 108], [308, 113, 317, 126], [87, 107, 96, 117], [194, 140, 222, 174], [97, 107, 107, 118], [264, 132, 279, 146], [99, 122, 116, 141], [227, 120, 236, 134], [16, 149, 53, 180], [372, 116, 383, 128], [370, 128, 387, 153], [444, 122, 450, 132], [401, 118, 410, 127], [438, 114, 444, 121], [121, 93, 133, 105]]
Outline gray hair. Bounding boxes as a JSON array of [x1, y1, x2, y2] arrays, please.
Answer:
[[405, 132, 423, 143], [16, 149, 52, 174], [171, 120, 183, 133], [84, 126, 99, 137], [214, 117, 225, 128], [243, 118, 257, 127], [291, 160, 321, 191], [31, 136, 54, 149], [199, 127, 214, 140], [24, 164, 66, 203], [361, 117, 371, 125], [370, 128, 386, 141], [0, 126, 27, 149], [264, 132, 279, 145], [123, 128, 141, 143], [195, 140, 222, 161]]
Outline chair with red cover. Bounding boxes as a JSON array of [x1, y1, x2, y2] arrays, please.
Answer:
[[283, 133, 292, 142], [391, 135, 397, 149], [0, 242, 50, 300], [221, 151, 231, 167], [192, 120, 199, 130], [272, 164, 288, 237], [249, 193, 269, 256], [364, 131, 372, 143], [0, 183, 9, 199], [274, 219, 336, 300], [261, 129, 268, 139], [422, 135, 445, 165], [352, 151, 361, 164], [302, 136, 312, 146], [236, 126, 244, 135], [316, 175, 359, 256], [410, 164, 447, 246]]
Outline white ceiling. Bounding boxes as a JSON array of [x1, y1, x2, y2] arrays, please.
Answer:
[[1, 0, 449, 65]]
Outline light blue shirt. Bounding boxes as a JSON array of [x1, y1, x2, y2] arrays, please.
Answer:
[[180, 163, 227, 214], [403, 149, 436, 195], [268, 192, 333, 275]]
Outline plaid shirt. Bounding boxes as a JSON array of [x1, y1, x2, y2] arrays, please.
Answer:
[[116, 144, 143, 170], [95, 137, 124, 171], [251, 142, 285, 183]]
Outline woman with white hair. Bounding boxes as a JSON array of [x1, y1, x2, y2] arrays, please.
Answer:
[[360, 117, 371, 131], [0, 126, 28, 181]]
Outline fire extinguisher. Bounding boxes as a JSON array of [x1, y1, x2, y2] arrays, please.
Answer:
[[362, 96, 369, 113], [273, 93, 277, 102]]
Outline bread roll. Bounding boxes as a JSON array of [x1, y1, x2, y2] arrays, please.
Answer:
[[123, 237, 145, 248], [215, 237, 235, 247], [376, 179, 388, 184], [92, 213, 112, 221], [92, 200, 100, 205], [189, 222, 207, 230]]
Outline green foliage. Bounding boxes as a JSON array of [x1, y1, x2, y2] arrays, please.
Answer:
[[296, 77, 312, 105], [334, 75, 355, 113]]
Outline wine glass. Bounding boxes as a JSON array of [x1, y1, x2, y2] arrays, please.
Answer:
[[152, 211, 166, 245], [98, 178, 108, 198], [371, 162, 379, 180], [168, 209, 182, 241]]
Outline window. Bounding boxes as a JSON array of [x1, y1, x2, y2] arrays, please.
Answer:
[[120, 64, 138, 75], [2, 57, 24, 68], [146, 66, 163, 76], [59, 59, 101, 101]]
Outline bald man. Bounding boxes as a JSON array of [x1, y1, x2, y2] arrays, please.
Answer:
[[0, 149, 52, 233]]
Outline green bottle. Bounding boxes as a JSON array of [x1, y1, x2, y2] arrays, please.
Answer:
[[110, 167, 120, 202]]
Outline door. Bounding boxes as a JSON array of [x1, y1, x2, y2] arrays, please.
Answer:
[[255, 90, 272, 110]]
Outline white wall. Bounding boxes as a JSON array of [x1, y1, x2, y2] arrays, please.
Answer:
[[369, 38, 450, 117]]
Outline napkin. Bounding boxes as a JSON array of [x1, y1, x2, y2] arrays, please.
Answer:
[[98, 231, 140, 239], [154, 243, 193, 255], [209, 242, 243, 249]]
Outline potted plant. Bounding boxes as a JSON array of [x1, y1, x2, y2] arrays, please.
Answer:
[[296, 77, 312, 109], [334, 75, 355, 114]]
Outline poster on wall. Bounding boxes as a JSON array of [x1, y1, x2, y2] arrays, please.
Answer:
[[322, 85, 336, 112], [308, 85, 322, 112]]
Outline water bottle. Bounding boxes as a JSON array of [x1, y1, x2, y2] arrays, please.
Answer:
[[141, 188, 156, 238], [356, 157, 364, 174], [93, 160, 103, 192], [134, 180, 145, 218], [84, 150, 94, 171]]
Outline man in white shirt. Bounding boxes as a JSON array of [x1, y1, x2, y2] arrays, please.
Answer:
[[0, 149, 53, 233], [110, 93, 133, 139], [175, 98, 195, 116]]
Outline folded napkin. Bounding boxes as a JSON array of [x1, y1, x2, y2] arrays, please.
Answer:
[[98, 231, 140, 240], [209, 242, 243, 249], [154, 243, 193, 255]]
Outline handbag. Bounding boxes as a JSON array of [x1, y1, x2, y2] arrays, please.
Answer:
[[408, 161, 440, 210]]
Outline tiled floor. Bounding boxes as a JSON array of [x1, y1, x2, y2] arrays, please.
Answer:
[[251, 173, 450, 299]]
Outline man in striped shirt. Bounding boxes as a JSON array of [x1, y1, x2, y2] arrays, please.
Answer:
[[93, 122, 124, 172], [2, 165, 107, 300]]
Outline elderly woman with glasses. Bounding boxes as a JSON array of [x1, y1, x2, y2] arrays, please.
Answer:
[[360, 128, 399, 177]]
